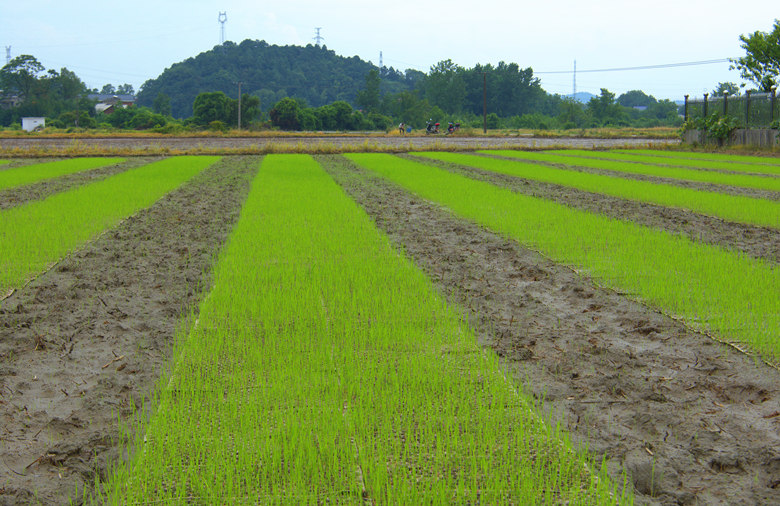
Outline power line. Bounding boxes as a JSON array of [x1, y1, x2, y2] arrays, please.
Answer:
[[536, 58, 733, 75]]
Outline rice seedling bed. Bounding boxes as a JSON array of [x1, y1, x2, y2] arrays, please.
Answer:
[[403, 153, 780, 263], [346, 153, 779, 362], [0, 157, 161, 211], [0, 156, 258, 504], [0, 157, 124, 191], [553, 149, 780, 176], [1, 152, 778, 505], [97, 154, 620, 504], [0, 156, 219, 296], [615, 148, 780, 168], [489, 149, 780, 193], [323, 154, 780, 505], [414, 151, 780, 230]]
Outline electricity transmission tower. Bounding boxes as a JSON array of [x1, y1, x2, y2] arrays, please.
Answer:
[[313, 28, 324, 46], [218, 12, 227, 45], [5, 46, 10, 66]]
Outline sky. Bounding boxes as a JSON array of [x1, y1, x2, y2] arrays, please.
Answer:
[[1, 1, 778, 101]]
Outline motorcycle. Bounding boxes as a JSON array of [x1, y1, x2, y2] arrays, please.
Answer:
[[426, 120, 440, 134], [446, 122, 460, 135]]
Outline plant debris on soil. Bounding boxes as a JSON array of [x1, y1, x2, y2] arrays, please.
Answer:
[[319, 154, 780, 505], [0, 156, 258, 504]]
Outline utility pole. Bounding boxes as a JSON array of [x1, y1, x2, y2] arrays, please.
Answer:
[[572, 59, 577, 99], [236, 81, 243, 129], [483, 72, 487, 133]]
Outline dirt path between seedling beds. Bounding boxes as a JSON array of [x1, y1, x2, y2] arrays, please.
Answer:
[[482, 153, 780, 202], [403, 154, 780, 264], [0, 158, 161, 211], [0, 156, 258, 504], [321, 155, 780, 505]]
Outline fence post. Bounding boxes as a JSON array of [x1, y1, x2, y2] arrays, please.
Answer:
[[772, 88, 777, 122], [684, 95, 689, 122], [723, 93, 728, 116], [703, 93, 709, 118], [745, 90, 751, 127]]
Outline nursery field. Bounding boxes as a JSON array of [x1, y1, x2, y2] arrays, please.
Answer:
[[0, 150, 778, 505]]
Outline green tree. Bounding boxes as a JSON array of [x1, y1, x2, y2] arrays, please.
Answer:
[[116, 83, 135, 95], [192, 91, 232, 126], [712, 82, 741, 96], [153, 92, 172, 116], [425, 59, 466, 114], [730, 19, 780, 92], [356, 69, 381, 113], [617, 90, 656, 108], [587, 88, 626, 126], [269, 97, 302, 130], [0, 55, 45, 99], [100, 84, 116, 94]]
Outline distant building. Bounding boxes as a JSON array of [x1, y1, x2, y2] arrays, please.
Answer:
[[0, 92, 22, 110], [22, 117, 45, 132], [88, 94, 135, 114]]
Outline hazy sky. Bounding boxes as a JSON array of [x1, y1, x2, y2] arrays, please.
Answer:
[[1, 1, 777, 100]]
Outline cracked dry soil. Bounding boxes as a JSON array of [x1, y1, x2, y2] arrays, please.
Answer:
[[320, 154, 780, 505]]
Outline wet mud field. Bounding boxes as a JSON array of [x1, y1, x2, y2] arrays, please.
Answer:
[[1, 152, 778, 504]]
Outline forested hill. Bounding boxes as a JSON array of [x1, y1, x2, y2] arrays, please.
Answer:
[[136, 39, 415, 118]]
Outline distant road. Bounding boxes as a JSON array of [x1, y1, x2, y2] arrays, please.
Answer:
[[0, 135, 679, 152]]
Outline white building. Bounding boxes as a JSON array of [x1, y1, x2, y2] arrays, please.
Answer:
[[21, 117, 45, 132]]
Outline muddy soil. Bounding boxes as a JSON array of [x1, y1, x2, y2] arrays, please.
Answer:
[[0, 158, 160, 211], [320, 154, 780, 505], [0, 156, 258, 504], [403, 154, 780, 263], [481, 153, 779, 202]]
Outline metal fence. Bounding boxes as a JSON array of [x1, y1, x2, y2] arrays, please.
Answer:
[[683, 90, 779, 127]]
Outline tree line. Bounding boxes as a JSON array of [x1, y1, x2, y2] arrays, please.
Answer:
[[1, 20, 777, 132]]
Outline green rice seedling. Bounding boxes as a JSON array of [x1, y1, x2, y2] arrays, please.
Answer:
[[347, 153, 780, 362], [615, 149, 780, 170], [486, 150, 780, 192], [555, 149, 780, 176], [97, 154, 624, 504], [0, 158, 124, 190], [414, 151, 780, 229], [0, 156, 219, 297]]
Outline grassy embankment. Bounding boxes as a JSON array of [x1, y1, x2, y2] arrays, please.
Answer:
[[347, 153, 780, 363]]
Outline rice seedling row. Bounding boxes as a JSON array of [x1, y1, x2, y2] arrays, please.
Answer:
[[487, 150, 780, 192], [0, 156, 219, 297], [551, 149, 780, 177], [99, 154, 622, 504], [0, 157, 124, 191], [413, 151, 780, 230], [324, 153, 780, 504], [346, 153, 780, 362], [615, 149, 780, 169]]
